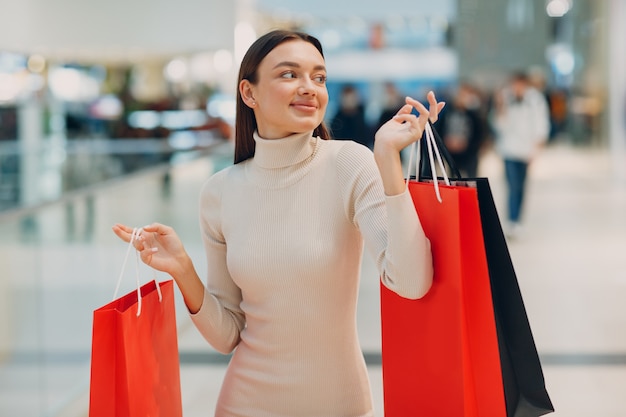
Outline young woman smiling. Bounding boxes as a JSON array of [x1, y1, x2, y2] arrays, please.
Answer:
[[113, 29, 445, 417]]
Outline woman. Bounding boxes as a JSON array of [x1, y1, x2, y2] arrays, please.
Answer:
[[113, 30, 444, 417]]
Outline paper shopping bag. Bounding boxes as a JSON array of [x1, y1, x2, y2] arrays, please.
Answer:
[[381, 180, 506, 417], [89, 279, 182, 417], [472, 178, 554, 416], [419, 122, 554, 416]]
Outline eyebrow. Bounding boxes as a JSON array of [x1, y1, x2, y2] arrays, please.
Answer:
[[273, 61, 326, 72]]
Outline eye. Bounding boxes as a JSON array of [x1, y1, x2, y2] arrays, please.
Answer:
[[313, 74, 327, 84], [280, 71, 296, 79]]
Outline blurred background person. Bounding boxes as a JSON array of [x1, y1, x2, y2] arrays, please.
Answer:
[[437, 82, 485, 178], [376, 82, 410, 164], [546, 87, 570, 142], [330, 84, 371, 148], [491, 70, 550, 238], [376, 82, 406, 132]]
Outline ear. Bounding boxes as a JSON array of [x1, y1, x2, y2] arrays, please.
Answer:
[[239, 79, 257, 109]]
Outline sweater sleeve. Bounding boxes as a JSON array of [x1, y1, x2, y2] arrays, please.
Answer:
[[336, 142, 433, 299], [190, 169, 245, 354]]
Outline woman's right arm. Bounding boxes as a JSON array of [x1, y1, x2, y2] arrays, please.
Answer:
[[194, 172, 246, 353], [111, 172, 245, 353]]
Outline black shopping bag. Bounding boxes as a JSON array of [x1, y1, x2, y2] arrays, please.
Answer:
[[473, 178, 554, 416]]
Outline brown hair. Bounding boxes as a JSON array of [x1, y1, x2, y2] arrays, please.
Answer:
[[234, 30, 331, 164]]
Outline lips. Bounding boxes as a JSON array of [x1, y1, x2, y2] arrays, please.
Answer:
[[291, 101, 317, 111]]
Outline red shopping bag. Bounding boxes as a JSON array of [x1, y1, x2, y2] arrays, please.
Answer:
[[89, 228, 182, 417], [380, 180, 506, 417], [89, 279, 182, 417]]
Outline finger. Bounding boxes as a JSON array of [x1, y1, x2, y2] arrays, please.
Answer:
[[112, 224, 135, 243], [392, 113, 418, 125], [406, 94, 445, 123], [427, 91, 437, 118], [142, 222, 172, 235], [405, 97, 429, 115], [394, 113, 426, 140], [427, 90, 437, 106], [133, 228, 147, 251], [427, 101, 446, 116], [113, 223, 134, 234], [394, 103, 413, 117], [138, 249, 154, 266], [138, 237, 158, 256]]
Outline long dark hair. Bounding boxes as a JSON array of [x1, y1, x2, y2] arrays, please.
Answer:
[[234, 30, 331, 164]]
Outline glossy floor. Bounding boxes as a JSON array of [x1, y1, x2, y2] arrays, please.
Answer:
[[0, 142, 624, 416]]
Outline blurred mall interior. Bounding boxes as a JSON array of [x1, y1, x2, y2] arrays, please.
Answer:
[[0, 0, 625, 416]]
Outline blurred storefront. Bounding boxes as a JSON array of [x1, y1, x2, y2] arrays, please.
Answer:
[[1, 0, 624, 215]]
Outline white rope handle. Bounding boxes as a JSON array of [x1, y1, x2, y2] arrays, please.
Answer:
[[425, 123, 451, 187], [405, 122, 450, 203], [113, 227, 162, 317]]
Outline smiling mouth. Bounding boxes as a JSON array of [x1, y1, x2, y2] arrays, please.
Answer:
[[291, 103, 317, 111]]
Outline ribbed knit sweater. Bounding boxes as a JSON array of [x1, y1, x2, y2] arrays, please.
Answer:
[[191, 130, 432, 417]]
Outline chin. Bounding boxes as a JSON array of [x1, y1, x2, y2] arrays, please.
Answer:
[[300, 118, 324, 132]]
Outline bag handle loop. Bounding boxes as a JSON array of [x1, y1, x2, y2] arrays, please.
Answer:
[[419, 121, 463, 181], [405, 121, 450, 203], [113, 227, 162, 317]]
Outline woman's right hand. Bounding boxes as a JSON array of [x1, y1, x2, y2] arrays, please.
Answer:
[[112, 223, 192, 278]]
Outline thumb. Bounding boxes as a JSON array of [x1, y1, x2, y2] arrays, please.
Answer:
[[141, 222, 174, 236]]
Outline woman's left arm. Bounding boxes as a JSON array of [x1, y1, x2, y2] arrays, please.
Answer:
[[369, 91, 444, 299], [374, 92, 445, 196]]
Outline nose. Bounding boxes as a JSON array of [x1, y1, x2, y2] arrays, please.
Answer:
[[297, 78, 316, 96]]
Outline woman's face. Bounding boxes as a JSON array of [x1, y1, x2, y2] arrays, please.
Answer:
[[240, 39, 328, 139]]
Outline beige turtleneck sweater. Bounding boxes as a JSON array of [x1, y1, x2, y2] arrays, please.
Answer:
[[191, 131, 432, 417]]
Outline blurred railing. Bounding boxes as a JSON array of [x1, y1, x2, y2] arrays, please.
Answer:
[[0, 131, 224, 213]]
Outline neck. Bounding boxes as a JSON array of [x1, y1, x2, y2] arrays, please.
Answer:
[[252, 130, 316, 169]]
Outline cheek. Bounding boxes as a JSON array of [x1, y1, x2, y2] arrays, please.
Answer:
[[319, 89, 329, 110], [258, 83, 290, 105]]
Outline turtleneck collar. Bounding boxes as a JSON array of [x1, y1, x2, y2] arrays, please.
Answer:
[[252, 131, 316, 169]]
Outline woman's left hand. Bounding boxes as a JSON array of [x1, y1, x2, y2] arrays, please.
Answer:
[[373, 91, 445, 196], [374, 91, 445, 152]]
